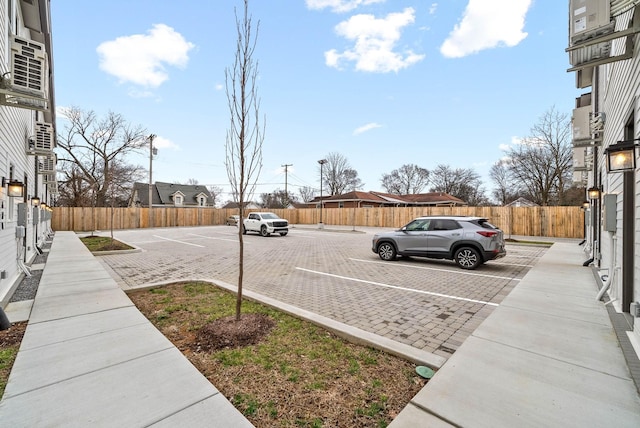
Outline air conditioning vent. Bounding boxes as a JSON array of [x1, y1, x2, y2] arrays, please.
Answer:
[[10, 36, 46, 96], [0, 36, 48, 111], [38, 154, 56, 174], [43, 173, 56, 184], [572, 106, 591, 141], [47, 181, 58, 194], [26, 122, 54, 154]]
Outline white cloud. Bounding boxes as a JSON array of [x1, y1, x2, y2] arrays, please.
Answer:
[[429, 3, 438, 15], [325, 8, 425, 73], [498, 143, 511, 151], [153, 135, 180, 150], [215, 83, 224, 91], [97, 24, 195, 87], [440, 0, 532, 58], [306, 0, 386, 13], [353, 122, 382, 135]]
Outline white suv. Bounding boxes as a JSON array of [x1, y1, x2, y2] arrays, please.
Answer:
[[372, 216, 506, 269], [243, 212, 289, 237]]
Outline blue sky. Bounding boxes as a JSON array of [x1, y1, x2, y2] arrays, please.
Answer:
[[51, 0, 576, 204]]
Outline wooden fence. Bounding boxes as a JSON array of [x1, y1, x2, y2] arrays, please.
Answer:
[[51, 206, 585, 238]]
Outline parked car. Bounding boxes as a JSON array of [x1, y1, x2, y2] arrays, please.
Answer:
[[225, 215, 240, 226], [243, 212, 289, 236], [372, 216, 506, 269]]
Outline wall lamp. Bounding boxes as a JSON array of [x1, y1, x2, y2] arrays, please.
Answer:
[[31, 196, 40, 206], [587, 186, 601, 200], [2, 177, 24, 197], [582, 200, 590, 210], [604, 139, 638, 173]]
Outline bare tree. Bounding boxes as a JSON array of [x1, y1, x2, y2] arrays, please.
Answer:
[[381, 164, 430, 194], [429, 164, 486, 204], [56, 107, 147, 207], [489, 160, 517, 205], [225, 0, 264, 321], [259, 189, 295, 208], [207, 185, 224, 207], [185, 178, 199, 185], [322, 152, 363, 195], [506, 107, 572, 206], [298, 185, 315, 203]]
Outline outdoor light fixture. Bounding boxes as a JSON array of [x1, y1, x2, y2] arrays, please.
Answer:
[[3, 179, 25, 197], [587, 186, 601, 200], [604, 139, 638, 173], [31, 196, 40, 206], [582, 200, 590, 210]]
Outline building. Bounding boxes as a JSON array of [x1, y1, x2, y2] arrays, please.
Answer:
[[568, 1, 640, 355], [130, 182, 213, 207], [0, 0, 56, 306], [304, 191, 467, 209]]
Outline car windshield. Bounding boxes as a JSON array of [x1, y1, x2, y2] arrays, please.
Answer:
[[261, 213, 280, 219]]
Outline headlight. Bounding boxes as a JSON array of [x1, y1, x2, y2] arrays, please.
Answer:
[[267, 222, 273, 227]]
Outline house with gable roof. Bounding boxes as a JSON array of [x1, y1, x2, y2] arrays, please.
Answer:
[[305, 191, 467, 209], [129, 181, 213, 207]]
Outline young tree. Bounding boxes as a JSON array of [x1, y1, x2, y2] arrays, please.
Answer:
[[225, 0, 264, 321], [381, 164, 430, 194], [489, 160, 517, 205], [322, 152, 363, 195], [56, 107, 147, 207]]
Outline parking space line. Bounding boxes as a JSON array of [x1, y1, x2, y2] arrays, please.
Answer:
[[188, 233, 238, 243], [152, 235, 205, 248], [349, 258, 521, 281], [296, 267, 499, 307]]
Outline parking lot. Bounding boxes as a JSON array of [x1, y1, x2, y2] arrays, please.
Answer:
[[98, 225, 547, 360]]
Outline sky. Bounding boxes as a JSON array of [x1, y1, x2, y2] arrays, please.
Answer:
[[50, 0, 577, 204]]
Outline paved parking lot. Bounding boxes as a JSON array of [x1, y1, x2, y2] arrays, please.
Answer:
[[97, 225, 547, 360]]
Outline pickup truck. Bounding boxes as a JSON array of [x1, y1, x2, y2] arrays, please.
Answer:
[[243, 212, 289, 237]]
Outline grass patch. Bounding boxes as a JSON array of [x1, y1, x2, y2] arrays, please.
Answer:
[[80, 235, 134, 251], [127, 281, 427, 427]]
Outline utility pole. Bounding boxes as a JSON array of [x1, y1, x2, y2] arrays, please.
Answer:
[[282, 163, 292, 206]]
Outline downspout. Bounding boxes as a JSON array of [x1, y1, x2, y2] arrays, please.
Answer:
[[596, 234, 620, 302]]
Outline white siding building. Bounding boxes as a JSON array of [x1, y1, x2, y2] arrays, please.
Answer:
[[0, 0, 55, 306], [569, 0, 640, 356]]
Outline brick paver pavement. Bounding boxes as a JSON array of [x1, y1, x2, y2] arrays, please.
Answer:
[[97, 225, 547, 360]]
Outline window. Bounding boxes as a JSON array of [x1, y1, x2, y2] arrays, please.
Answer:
[[338, 202, 344, 208], [174, 195, 183, 206], [197, 195, 206, 206]]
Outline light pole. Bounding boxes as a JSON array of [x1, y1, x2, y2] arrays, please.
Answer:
[[148, 134, 157, 228], [317, 159, 327, 228]]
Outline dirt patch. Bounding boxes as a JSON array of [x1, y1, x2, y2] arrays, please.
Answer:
[[194, 313, 275, 352]]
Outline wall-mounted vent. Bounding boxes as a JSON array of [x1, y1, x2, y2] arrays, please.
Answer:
[[572, 106, 591, 141], [570, 0, 613, 43], [590, 112, 606, 133], [10, 36, 46, 95], [47, 181, 58, 194], [27, 122, 54, 154], [43, 173, 56, 184], [572, 170, 587, 185], [38, 154, 56, 174], [0, 36, 48, 111]]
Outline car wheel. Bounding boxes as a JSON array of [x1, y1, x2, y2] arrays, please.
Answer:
[[454, 247, 482, 270], [260, 225, 270, 237], [242, 225, 247, 235], [377, 242, 397, 261], [280, 232, 288, 236]]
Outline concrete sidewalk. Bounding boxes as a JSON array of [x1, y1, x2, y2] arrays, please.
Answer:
[[0, 232, 252, 427], [1, 231, 640, 427], [390, 240, 640, 427]]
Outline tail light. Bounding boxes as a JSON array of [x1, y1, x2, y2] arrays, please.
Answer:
[[476, 231, 498, 238]]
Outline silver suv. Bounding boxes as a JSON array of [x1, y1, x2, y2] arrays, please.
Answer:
[[372, 216, 506, 269]]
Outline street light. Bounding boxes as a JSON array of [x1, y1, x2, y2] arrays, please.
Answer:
[[317, 159, 327, 228], [148, 134, 157, 228]]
